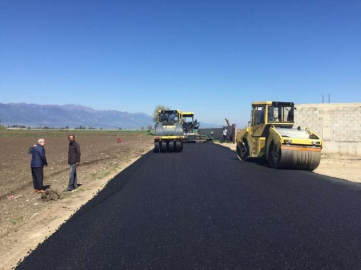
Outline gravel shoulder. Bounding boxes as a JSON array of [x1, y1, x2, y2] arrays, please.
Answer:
[[215, 142, 361, 183]]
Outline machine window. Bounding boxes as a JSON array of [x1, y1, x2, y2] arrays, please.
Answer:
[[160, 113, 168, 122], [160, 112, 179, 123], [268, 106, 294, 123], [254, 107, 265, 126]]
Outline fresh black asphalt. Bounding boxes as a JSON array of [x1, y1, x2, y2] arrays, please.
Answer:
[[17, 143, 361, 270]]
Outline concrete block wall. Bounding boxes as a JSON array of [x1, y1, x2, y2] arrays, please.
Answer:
[[294, 103, 361, 156]]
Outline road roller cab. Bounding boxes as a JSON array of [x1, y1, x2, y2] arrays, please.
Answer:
[[236, 101, 323, 170], [154, 110, 184, 153]]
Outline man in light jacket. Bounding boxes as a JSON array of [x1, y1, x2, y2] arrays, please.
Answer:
[[222, 128, 227, 143], [65, 135, 81, 191], [31, 138, 47, 193]]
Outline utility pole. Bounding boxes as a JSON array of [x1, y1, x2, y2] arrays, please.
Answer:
[[322, 95, 324, 103], [328, 94, 330, 103]]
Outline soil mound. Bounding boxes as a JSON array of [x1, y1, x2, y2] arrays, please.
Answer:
[[41, 189, 61, 202]]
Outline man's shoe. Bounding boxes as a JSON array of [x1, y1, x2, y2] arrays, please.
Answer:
[[64, 188, 73, 192]]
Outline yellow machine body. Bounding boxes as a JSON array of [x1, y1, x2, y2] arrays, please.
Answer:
[[236, 101, 323, 170], [181, 111, 207, 143], [181, 112, 195, 118]]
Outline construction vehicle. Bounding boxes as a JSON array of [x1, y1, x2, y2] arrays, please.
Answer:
[[154, 110, 184, 153], [181, 112, 208, 143], [236, 101, 323, 170]]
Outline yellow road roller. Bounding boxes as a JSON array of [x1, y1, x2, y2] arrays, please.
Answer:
[[236, 101, 323, 170], [154, 109, 184, 153]]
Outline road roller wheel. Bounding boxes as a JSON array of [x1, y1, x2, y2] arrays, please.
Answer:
[[154, 142, 160, 153], [175, 141, 182, 152], [160, 141, 167, 153], [237, 141, 249, 161], [168, 141, 175, 152], [304, 151, 321, 171], [268, 141, 321, 170], [268, 141, 281, 169]]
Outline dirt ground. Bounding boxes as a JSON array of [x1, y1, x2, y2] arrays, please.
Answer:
[[0, 130, 153, 270], [216, 142, 361, 183]]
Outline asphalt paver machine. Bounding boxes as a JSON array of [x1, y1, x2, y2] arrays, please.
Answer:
[[181, 112, 208, 143]]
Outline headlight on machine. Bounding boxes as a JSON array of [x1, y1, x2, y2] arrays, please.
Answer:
[[284, 139, 292, 144], [312, 141, 321, 145]]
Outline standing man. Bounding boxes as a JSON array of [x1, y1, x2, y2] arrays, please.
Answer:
[[31, 138, 47, 193], [66, 135, 81, 191], [222, 128, 227, 143]]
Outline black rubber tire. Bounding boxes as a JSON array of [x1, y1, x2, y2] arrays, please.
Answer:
[[268, 141, 281, 169], [237, 141, 249, 161], [160, 141, 167, 153], [175, 141, 182, 152], [154, 142, 160, 153], [168, 141, 175, 153]]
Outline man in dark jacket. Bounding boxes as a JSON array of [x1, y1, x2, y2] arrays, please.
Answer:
[[31, 138, 47, 193], [66, 135, 81, 191]]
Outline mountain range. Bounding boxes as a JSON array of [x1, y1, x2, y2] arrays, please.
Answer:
[[0, 103, 221, 129], [0, 103, 153, 129]]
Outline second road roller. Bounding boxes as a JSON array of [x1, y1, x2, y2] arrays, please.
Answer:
[[154, 109, 184, 153], [236, 101, 323, 170]]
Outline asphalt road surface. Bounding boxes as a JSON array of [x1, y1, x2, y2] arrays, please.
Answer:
[[17, 143, 361, 270]]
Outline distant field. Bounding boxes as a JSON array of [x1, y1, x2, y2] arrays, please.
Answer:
[[0, 129, 151, 138], [0, 129, 154, 268], [0, 130, 153, 242]]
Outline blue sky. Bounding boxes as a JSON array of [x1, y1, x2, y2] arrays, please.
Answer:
[[0, 0, 360, 126]]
